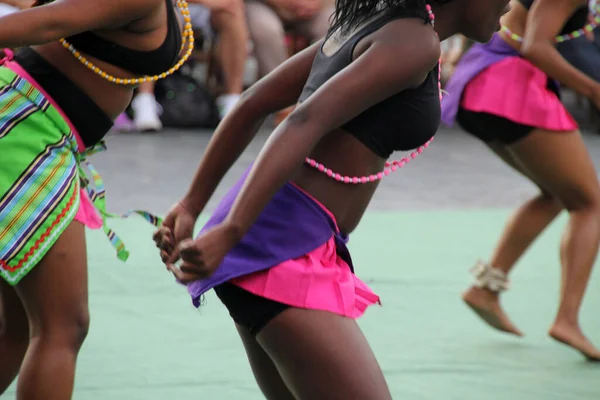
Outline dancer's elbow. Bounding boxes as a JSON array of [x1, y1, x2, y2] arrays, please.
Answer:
[[235, 86, 277, 120]]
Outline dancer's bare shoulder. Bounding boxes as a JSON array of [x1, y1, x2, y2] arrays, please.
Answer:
[[352, 17, 440, 88]]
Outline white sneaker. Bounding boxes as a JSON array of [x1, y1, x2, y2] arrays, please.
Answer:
[[216, 93, 241, 120], [132, 92, 163, 132]]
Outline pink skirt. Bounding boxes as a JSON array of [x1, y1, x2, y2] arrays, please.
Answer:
[[460, 57, 578, 132], [2, 52, 102, 230], [230, 184, 381, 319]]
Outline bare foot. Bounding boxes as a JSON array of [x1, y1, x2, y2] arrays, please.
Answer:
[[549, 322, 600, 361], [462, 286, 524, 336]]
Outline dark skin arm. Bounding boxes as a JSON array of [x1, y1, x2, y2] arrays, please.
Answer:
[[164, 20, 440, 283], [181, 40, 324, 217], [152, 41, 322, 265], [520, 0, 598, 99], [224, 21, 439, 239], [0, 0, 161, 48]]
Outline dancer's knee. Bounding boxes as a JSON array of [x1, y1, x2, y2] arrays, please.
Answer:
[[545, 173, 600, 214], [536, 190, 562, 208], [562, 189, 600, 215], [31, 308, 90, 352]]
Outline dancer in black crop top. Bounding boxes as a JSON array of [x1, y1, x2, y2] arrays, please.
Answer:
[[153, 0, 510, 397], [0, 0, 190, 397], [442, 0, 600, 361]]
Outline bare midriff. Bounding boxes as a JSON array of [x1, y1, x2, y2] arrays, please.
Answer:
[[291, 128, 386, 235]]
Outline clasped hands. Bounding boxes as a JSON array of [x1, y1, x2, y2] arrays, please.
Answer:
[[152, 200, 240, 284]]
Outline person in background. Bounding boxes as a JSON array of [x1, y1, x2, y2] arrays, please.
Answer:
[[245, 0, 334, 125], [442, 0, 600, 360], [120, 0, 248, 132]]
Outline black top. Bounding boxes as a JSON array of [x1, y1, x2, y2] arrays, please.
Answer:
[[298, 10, 440, 158], [65, 0, 182, 76], [518, 0, 589, 34], [15, 47, 112, 148]]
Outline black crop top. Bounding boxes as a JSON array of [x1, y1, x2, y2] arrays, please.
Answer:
[[64, 0, 182, 76], [519, 0, 589, 34], [298, 10, 440, 158]]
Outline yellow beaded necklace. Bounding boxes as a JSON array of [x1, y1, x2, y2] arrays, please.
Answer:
[[58, 0, 195, 86]]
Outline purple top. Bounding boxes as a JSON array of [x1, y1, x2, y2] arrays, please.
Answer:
[[441, 33, 520, 127], [186, 166, 353, 307]]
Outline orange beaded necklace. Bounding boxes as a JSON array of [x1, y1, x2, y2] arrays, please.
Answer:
[[58, 0, 195, 86]]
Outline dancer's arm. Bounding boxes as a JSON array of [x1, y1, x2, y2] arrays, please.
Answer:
[[0, 0, 159, 48], [180, 41, 323, 217], [520, 0, 599, 98], [223, 23, 439, 239]]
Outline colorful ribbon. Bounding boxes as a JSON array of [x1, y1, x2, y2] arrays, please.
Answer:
[[77, 141, 163, 261]]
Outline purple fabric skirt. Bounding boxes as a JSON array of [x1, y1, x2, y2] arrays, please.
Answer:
[[442, 33, 573, 131], [441, 33, 521, 126], [186, 166, 353, 307]]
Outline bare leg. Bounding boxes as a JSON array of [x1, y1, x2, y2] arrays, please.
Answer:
[[463, 141, 563, 336], [257, 308, 392, 399], [472, 130, 600, 360], [0, 280, 29, 394], [211, 1, 248, 117], [235, 324, 295, 399], [245, 1, 287, 78], [14, 221, 90, 399], [211, 1, 248, 96]]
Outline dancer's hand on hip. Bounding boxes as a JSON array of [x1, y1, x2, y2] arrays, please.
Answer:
[[153, 201, 197, 266], [166, 222, 240, 284]]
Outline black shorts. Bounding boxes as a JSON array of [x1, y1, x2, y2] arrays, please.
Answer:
[[456, 78, 561, 145], [456, 107, 534, 145], [214, 282, 290, 336]]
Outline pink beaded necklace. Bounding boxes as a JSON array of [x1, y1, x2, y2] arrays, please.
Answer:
[[304, 4, 440, 184]]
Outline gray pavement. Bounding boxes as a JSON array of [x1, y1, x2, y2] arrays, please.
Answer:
[[92, 93, 600, 215]]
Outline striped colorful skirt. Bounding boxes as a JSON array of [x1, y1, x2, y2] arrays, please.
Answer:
[[0, 58, 161, 286], [0, 66, 84, 284]]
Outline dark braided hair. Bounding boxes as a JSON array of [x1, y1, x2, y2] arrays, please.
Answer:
[[329, 0, 452, 35]]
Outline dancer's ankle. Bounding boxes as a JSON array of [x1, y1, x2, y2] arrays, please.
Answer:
[[470, 260, 510, 293], [552, 313, 580, 329]]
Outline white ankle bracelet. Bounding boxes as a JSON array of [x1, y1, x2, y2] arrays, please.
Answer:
[[470, 260, 509, 292]]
